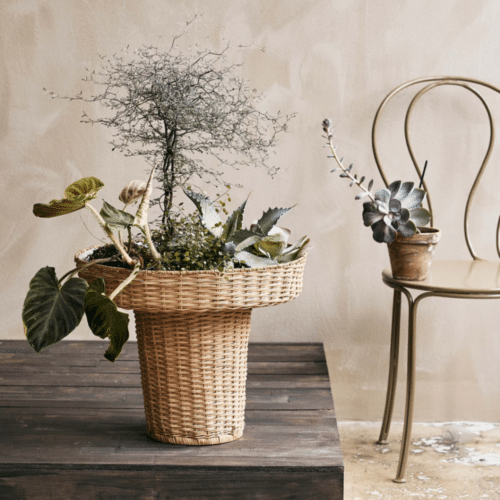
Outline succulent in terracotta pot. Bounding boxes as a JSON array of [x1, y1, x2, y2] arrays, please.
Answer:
[[322, 118, 431, 242], [322, 118, 439, 281]]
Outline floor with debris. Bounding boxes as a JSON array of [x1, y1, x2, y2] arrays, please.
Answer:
[[338, 421, 500, 499]]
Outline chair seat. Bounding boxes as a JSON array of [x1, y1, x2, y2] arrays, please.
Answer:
[[382, 259, 500, 295]]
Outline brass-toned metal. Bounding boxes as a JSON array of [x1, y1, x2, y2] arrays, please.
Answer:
[[376, 290, 402, 446], [404, 82, 494, 259], [372, 77, 500, 482]]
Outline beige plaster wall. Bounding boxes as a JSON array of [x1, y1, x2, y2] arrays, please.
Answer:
[[2, 0, 500, 422]]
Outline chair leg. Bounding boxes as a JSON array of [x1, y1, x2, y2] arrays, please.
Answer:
[[377, 290, 402, 445], [393, 294, 419, 483]]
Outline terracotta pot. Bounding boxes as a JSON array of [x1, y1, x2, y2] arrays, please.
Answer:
[[387, 227, 441, 281]]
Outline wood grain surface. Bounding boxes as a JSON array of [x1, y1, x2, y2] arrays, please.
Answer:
[[0, 341, 343, 500]]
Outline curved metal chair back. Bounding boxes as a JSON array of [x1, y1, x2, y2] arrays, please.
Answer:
[[372, 76, 500, 260]]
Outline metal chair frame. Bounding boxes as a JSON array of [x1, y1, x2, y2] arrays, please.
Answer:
[[372, 76, 500, 482]]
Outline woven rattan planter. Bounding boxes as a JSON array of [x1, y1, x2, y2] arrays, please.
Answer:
[[75, 246, 306, 445]]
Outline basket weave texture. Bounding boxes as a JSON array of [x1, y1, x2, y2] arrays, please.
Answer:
[[75, 246, 306, 445], [75, 246, 306, 312], [135, 309, 251, 445]]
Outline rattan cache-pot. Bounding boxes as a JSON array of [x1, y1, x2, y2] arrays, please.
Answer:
[[76, 246, 306, 445]]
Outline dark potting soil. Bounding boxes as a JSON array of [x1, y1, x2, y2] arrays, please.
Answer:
[[84, 244, 145, 269]]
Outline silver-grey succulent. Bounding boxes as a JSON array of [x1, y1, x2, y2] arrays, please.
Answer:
[[322, 118, 431, 244], [362, 181, 431, 243]]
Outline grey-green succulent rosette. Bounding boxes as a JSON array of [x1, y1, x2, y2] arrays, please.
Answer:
[[322, 118, 431, 244], [362, 181, 431, 243]]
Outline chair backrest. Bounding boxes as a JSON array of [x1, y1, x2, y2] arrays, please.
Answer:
[[372, 76, 500, 260]]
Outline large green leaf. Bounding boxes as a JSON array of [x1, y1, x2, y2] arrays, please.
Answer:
[[254, 207, 292, 236], [23, 267, 88, 353], [183, 189, 222, 237], [33, 195, 89, 218], [33, 177, 105, 218], [100, 201, 135, 230], [222, 197, 248, 242], [64, 177, 105, 199], [84, 278, 129, 362]]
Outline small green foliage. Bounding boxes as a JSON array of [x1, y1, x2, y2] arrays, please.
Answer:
[[138, 213, 245, 272]]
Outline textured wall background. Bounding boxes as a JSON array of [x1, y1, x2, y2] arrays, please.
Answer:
[[2, 0, 500, 421]]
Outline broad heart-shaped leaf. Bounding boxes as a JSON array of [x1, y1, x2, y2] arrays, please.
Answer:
[[33, 177, 105, 218], [183, 189, 223, 237], [64, 177, 105, 199], [222, 197, 248, 242], [23, 267, 87, 353], [100, 201, 135, 230], [84, 278, 129, 362], [254, 207, 292, 236]]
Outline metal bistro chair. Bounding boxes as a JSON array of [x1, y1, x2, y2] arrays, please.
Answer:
[[372, 76, 500, 482]]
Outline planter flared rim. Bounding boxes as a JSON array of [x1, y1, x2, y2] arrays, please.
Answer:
[[389, 227, 441, 246], [75, 245, 307, 312]]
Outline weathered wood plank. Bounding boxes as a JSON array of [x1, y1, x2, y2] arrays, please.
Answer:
[[0, 407, 335, 422], [0, 359, 328, 375], [0, 409, 341, 468], [0, 372, 331, 389], [0, 387, 333, 410], [0, 341, 326, 362], [0, 469, 343, 500]]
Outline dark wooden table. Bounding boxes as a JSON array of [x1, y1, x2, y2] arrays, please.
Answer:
[[0, 341, 343, 500]]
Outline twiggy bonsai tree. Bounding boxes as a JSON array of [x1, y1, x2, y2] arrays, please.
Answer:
[[47, 20, 293, 234], [22, 25, 306, 361]]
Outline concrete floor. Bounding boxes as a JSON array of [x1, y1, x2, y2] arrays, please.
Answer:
[[338, 421, 500, 499]]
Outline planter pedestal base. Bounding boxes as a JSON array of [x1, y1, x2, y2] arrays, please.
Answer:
[[76, 246, 306, 445], [135, 309, 251, 445]]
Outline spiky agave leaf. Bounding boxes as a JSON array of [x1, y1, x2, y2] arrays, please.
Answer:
[[222, 195, 248, 242], [253, 207, 293, 236], [183, 189, 223, 237]]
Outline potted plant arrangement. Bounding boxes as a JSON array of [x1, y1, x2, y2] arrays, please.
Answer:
[[322, 118, 440, 280], [21, 37, 309, 447]]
